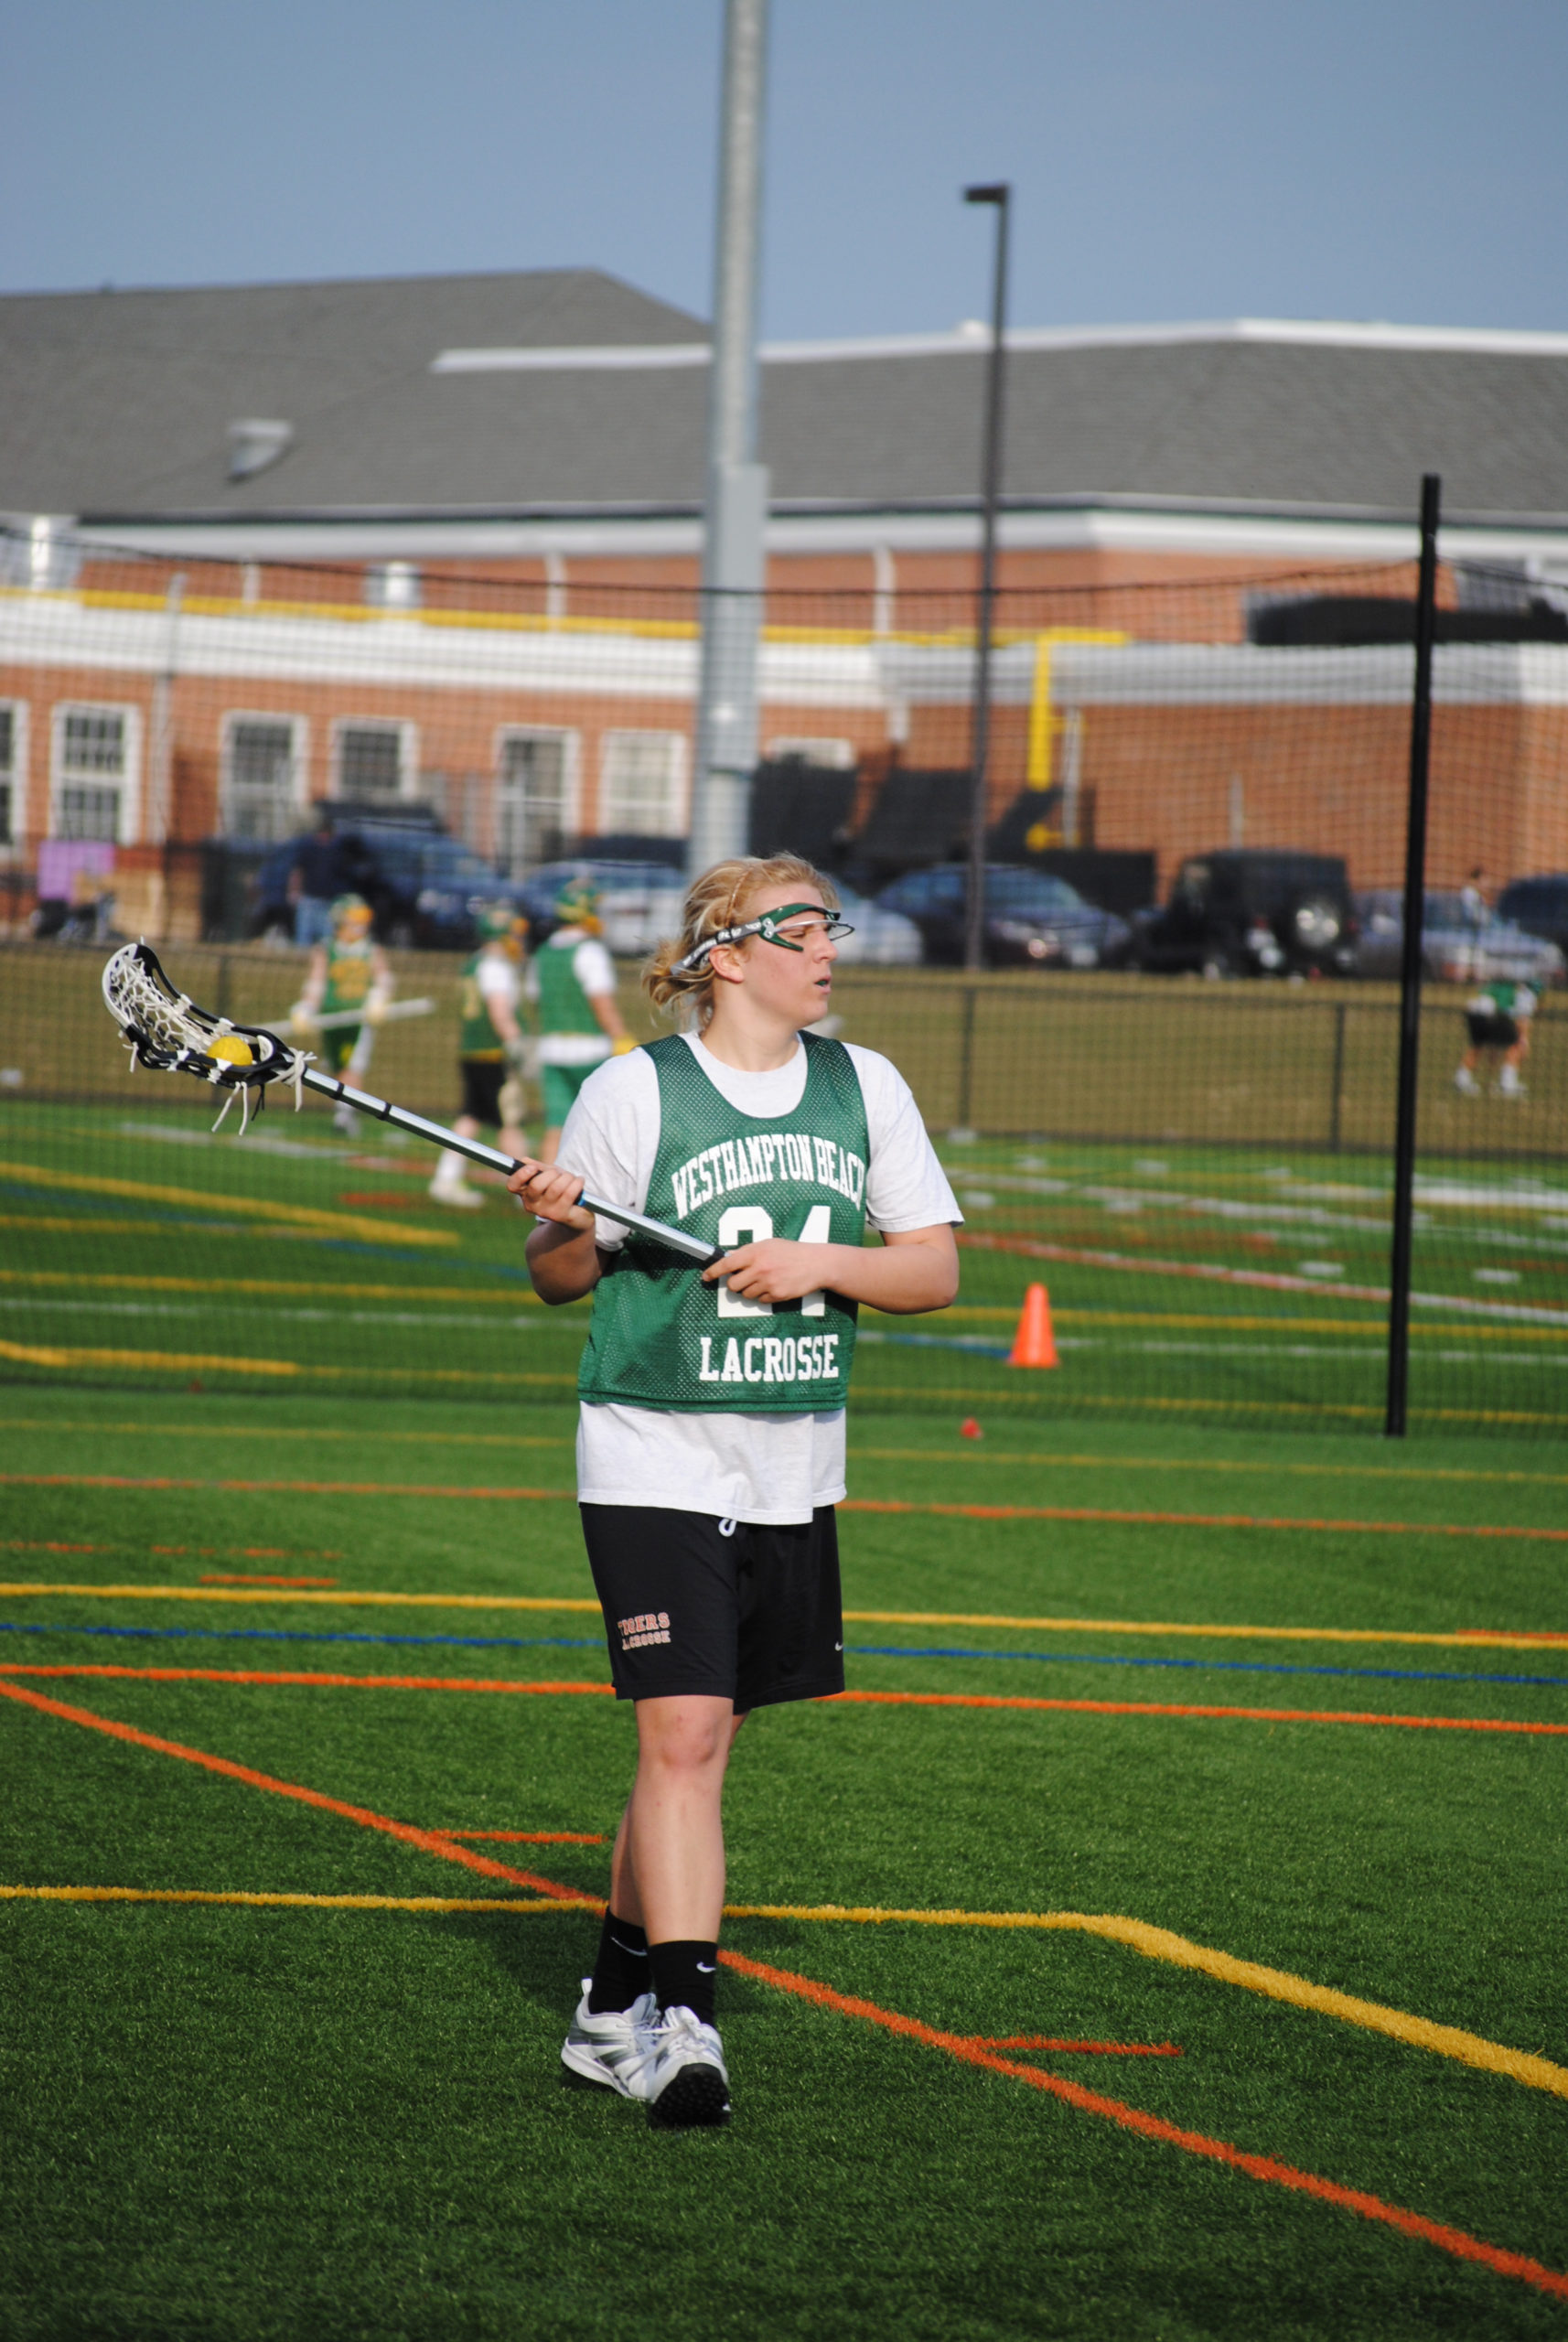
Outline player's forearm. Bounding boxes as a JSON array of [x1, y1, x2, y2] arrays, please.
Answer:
[[818, 1234, 959, 1316], [525, 1218, 602, 1304], [590, 995, 626, 1040]]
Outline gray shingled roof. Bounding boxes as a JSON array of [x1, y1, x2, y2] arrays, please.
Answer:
[[2, 271, 1566, 523]]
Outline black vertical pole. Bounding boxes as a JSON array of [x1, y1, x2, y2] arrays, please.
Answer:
[[962, 182, 1010, 973], [1328, 997, 1347, 1154], [1384, 473, 1442, 1438]]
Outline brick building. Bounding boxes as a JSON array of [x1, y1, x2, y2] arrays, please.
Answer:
[[3, 268, 1568, 926]]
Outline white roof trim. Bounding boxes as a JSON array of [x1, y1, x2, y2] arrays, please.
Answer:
[[433, 317, 1568, 375]]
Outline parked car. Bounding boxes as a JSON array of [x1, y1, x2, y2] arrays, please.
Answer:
[[1133, 851, 1356, 978], [251, 812, 520, 949], [821, 881, 922, 967], [872, 863, 1131, 968], [1498, 873, 1568, 963], [1353, 890, 1565, 985]]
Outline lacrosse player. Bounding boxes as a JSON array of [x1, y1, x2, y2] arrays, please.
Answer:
[[429, 902, 531, 1208], [291, 894, 391, 1133], [527, 876, 633, 1164], [508, 854, 961, 2128]]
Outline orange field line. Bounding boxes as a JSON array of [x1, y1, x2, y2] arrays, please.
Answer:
[[963, 2036, 1181, 2057], [0, 1678, 601, 1902], [0, 1661, 1560, 1740], [831, 1687, 1568, 1738], [440, 1829, 606, 1844], [717, 1947, 1568, 2304], [5, 1471, 1566, 1543]]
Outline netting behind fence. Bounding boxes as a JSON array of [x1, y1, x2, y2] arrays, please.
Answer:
[[0, 540, 1563, 1433]]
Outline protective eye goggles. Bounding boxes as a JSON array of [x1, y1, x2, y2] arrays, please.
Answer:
[[672, 902, 854, 973]]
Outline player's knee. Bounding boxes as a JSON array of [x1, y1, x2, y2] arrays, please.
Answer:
[[638, 1701, 731, 1778]]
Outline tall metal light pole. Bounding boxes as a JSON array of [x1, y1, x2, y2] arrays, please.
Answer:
[[689, 0, 770, 879], [962, 181, 1011, 972]]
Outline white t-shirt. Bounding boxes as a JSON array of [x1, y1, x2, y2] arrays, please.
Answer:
[[476, 951, 521, 1012], [524, 929, 618, 1066], [556, 1031, 961, 1524]]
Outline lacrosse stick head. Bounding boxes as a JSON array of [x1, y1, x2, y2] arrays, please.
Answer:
[[102, 941, 308, 1131]]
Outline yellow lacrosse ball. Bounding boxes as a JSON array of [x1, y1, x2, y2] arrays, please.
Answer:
[[209, 1034, 254, 1069]]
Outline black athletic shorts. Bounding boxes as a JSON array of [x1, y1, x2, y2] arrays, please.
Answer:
[[460, 1058, 507, 1126], [1466, 1012, 1519, 1050], [578, 1503, 844, 1713]]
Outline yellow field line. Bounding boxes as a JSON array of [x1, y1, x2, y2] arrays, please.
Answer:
[[0, 1883, 589, 1914], [0, 1160, 452, 1249], [2, 1578, 1563, 1651], [0, 1271, 553, 1306], [9, 1883, 1562, 2099], [0, 1342, 573, 1385]]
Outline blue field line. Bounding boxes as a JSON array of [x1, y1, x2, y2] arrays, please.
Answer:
[[2, 1616, 1566, 1689]]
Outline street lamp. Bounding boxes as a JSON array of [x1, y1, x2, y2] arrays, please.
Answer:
[[962, 181, 1011, 972]]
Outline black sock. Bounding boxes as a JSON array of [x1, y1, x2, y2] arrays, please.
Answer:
[[649, 1939, 718, 2028], [586, 1911, 650, 2014]]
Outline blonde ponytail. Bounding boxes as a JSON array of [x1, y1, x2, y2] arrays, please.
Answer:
[[644, 854, 839, 1028]]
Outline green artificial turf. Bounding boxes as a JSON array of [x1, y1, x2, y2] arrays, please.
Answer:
[[3, 1391, 1567, 2337]]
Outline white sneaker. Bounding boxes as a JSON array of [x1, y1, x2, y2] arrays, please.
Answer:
[[429, 1177, 484, 1209], [628, 2004, 731, 2128], [332, 1104, 358, 1134], [1497, 1075, 1526, 1100], [560, 1982, 659, 2097], [1453, 1066, 1480, 1096]]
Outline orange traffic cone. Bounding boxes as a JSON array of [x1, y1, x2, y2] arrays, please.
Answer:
[[1008, 1282, 1058, 1370], [960, 1416, 984, 1441]]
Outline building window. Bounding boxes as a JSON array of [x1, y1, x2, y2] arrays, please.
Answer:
[[222, 714, 305, 842], [495, 729, 575, 873], [764, 736, 856, 769], [334, 720, 412, 802], [0, 705, 17, 847], [54, 704, 136, 842], [598, 730, 687, 837]]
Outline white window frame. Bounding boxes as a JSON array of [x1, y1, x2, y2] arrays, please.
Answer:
[[220, 711, 309, 841], [596, 728, 689, 839], [492, 725, 581, 870], [764, 736, 857, 770], [330, 716, 418, 802], [0, 700, 29, 858], [51, 701, 142, 845]]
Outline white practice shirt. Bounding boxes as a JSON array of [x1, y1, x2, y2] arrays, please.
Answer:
[[556, 1032, 961, 1524]]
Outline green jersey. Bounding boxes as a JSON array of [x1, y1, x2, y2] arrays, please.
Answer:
[[459, 949, 512, 1059], [321, 937, 373, 1021], [534, 932, 606, 1036], [578, 1032, 869, 1413]]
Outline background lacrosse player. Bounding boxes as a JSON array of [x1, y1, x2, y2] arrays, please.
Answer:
[[430, 902, 532, 1208], [508, 854, 961, 2128], [526, 876, 633, 1164], [291, 893, 392, 1134]]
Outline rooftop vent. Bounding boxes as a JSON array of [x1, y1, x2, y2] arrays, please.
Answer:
[[226, 419, 295, 482], [365, 561, 423, 612]]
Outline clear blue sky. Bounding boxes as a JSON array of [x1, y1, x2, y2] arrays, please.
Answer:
[[5, 0, 1565, 338]]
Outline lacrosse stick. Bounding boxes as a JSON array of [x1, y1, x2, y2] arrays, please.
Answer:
[[102, 941, 721, 1267], [309, 996, 435, 1032]]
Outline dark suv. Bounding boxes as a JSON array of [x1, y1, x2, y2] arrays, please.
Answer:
[[1498, 873, 1568, 962], [250, 804, 520, 949], [1133, 851, 1357, 978]]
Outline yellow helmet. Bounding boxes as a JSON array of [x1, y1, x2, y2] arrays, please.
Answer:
[[330, 893, 372, 935]]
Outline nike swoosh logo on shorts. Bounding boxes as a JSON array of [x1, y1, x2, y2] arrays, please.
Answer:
[[696, 1961, 716, 1973]]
